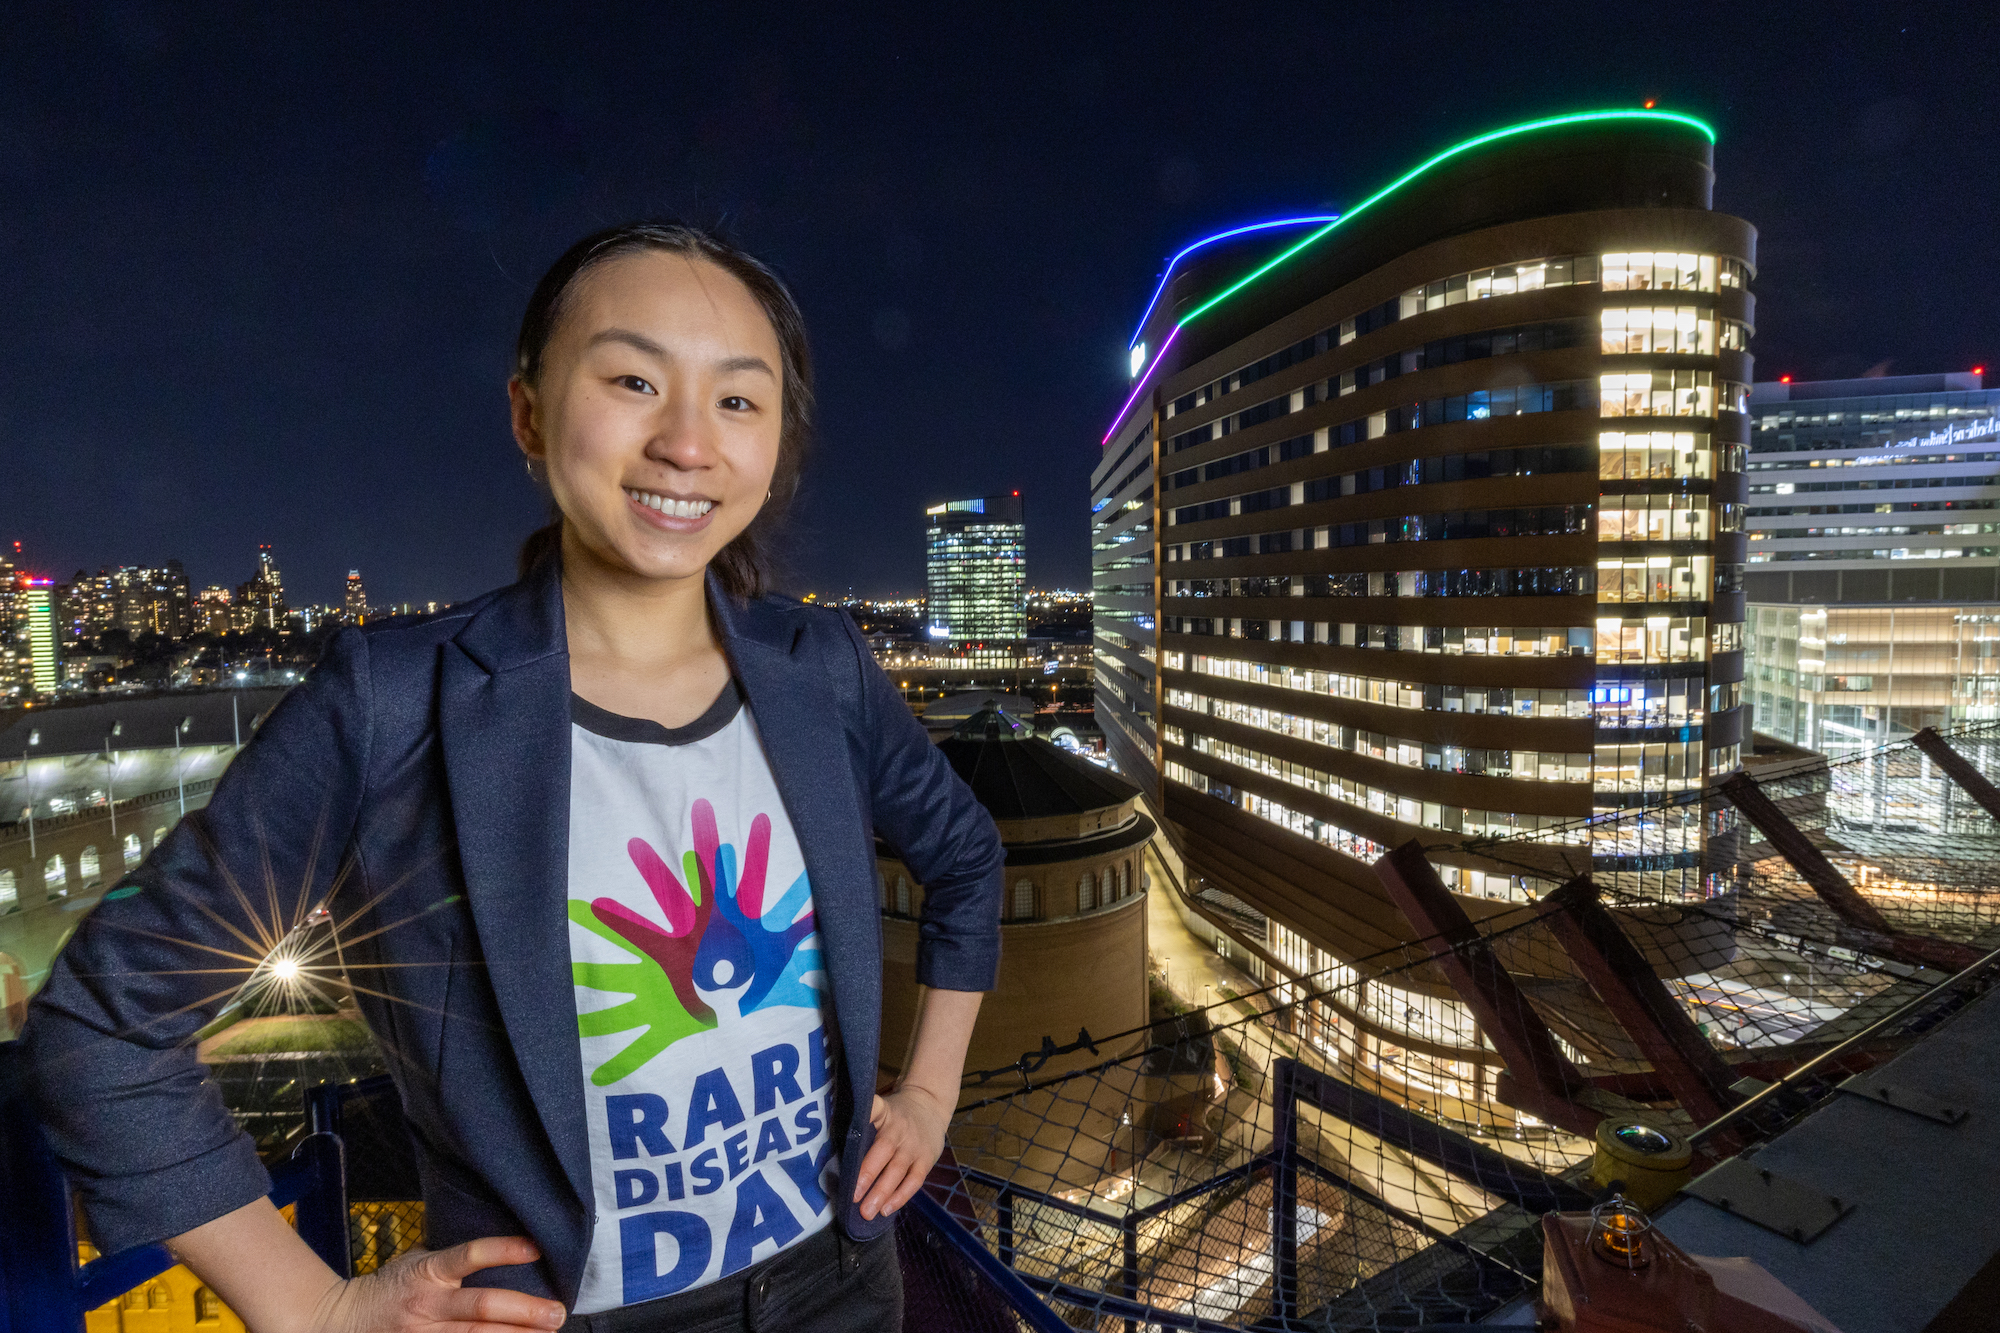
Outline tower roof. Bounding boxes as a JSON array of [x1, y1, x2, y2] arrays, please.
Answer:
[[938, 700, 1139, 819]]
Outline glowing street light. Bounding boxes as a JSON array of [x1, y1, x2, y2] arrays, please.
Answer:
[[20, 728, 39, 858], [103, 722, 122, 840], [173, 716, 193, 817]]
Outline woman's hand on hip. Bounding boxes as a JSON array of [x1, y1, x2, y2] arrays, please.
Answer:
[[310, 1237, 566, 1333], [854, 1086, 950, 1220]]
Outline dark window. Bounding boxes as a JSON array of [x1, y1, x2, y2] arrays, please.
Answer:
[[1174, 500, 1230, 525]]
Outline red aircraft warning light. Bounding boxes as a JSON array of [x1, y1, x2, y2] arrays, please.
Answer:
[[1779, 375, 1792, 384]]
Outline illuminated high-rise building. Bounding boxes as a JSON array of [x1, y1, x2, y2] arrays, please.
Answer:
[[0, 551, 17, 698], [257, 545, 283, 596], [925, 494, 1026, 640], [20, 581, 58, 696], [1741, 371, 2000, 755], [0, 548, 17, 651], [344, 570, 369, 624], [106, 561, 193, 640], [235, 545, 287, 632], [57, 568, 115, 642], [195, 586, 233, 636], [1096, 108, 1752, 960]]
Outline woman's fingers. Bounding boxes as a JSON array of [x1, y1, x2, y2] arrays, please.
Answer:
[[855, 1096, 896, 1200], [859, 1125, 923, 1219], [416, 1236, 543, 1286], [880, 1155, 931, 1215], [858, 1088, 952, 1218], [859, 1151, 912, 1219], [390, 1237, 564, 1330], [854, 1137, 895, 1201], [425, 1284, 566, 1331]]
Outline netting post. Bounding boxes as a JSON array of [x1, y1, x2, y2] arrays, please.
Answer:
[[305, 1079, 345, 1138], [1543, 876, 1740, 1125], [1374, 840, 1598, 1135], [1272, 1057, 1300, 1326], [997, 1189, 1015, 1269], [1716, 771, 1894, 934], [1718, 770, 1981, 971], [0, 1041, 87, 1333], [1120, 1215, 1139, 1333], [1912, 727, 2000, 824], [290, 1131, 352, 1280]]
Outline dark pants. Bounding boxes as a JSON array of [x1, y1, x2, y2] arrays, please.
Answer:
[[560, 1226, 902, 1333]]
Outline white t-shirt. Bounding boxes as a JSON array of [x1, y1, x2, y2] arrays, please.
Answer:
[[565, 682, 836, 1314]]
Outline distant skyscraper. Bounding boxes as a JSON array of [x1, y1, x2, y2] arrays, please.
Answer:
[[195, 586, 232, 636], [57, 568, 116, 642], [159, 559, 193, 638], [344, 570, 369, 624], [19, 582, 57, 695], [925, 494, 1026, 639], [0, 547, 18, 645], [257, 544, 283, 597], [103, 561, 193, 640], [1742, 371, 2000, 753], [235, 545, 287, 632]]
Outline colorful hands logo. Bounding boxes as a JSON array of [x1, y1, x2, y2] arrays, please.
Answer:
[[689, 802, 824, 1016], [571, 799, 823, 1085], [569, 833, 717, 1086]]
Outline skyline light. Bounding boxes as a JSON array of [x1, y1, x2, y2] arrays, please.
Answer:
[[1102, 107, 1720, 446]]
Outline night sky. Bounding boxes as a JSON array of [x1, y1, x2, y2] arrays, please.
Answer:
[[3, 2, 1995, 607]]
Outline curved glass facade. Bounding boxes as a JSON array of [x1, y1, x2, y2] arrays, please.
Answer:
[[1096, 112, 1751, 960]]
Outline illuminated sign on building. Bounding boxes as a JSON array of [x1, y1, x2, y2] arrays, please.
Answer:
[[1874, 417, 1998, 455]]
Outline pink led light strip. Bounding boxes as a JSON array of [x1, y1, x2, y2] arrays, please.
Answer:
[[1100, 325, 1180, 447]]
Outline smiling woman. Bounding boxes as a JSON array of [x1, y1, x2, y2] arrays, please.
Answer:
[[25, 220, 1006, 1333], [509, 223, 817, 601]]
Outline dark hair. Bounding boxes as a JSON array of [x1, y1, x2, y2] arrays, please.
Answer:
[[513, 221, 814, 599]]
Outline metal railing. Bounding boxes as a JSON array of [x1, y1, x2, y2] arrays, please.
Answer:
[[0, 1041, 348, 1333], [0, 1047, 1068, 1333]]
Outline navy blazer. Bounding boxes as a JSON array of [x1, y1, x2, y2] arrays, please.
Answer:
[[24, 560, 1005, 1305]]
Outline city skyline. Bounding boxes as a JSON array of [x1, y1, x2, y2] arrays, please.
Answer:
[[0, 7, 1992, 605]]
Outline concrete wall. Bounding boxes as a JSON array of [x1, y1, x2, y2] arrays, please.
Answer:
[[992, 795, 1139, 845], [0, 787, 206, 1035], [877, 888, 1148, 1096]]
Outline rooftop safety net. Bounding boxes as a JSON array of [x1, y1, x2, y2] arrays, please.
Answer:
[[906, 721, 2000, 1329]]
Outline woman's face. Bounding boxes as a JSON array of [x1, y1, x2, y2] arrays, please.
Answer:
[[512, 251, 784, 585]]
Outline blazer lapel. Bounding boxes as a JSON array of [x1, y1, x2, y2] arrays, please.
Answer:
[[708, 579, 882, 1108], [438, 561, 594, 1215]]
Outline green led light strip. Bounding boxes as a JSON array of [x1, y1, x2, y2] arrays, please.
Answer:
[[1176, 109, 1716, 328]]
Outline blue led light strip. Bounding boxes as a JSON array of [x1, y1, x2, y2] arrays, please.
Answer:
[[1099, 108, 1717, 446]]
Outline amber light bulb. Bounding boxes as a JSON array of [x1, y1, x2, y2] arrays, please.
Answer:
[[1588, 1195, 1652, 1271]]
